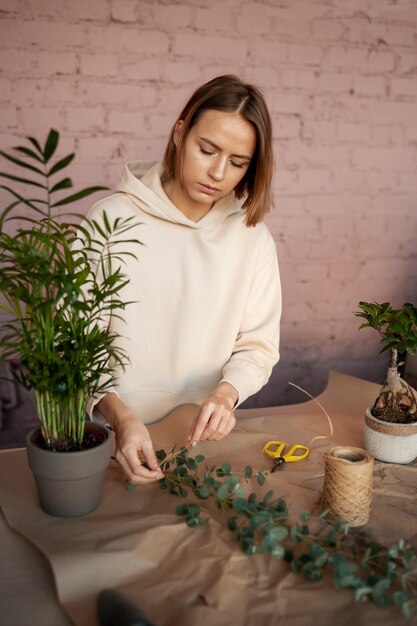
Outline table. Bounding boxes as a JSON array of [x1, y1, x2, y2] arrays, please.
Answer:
[[1, 371, 416, 626]]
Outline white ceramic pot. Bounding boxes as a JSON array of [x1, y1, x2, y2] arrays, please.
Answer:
[[364, 407, 417, 464]]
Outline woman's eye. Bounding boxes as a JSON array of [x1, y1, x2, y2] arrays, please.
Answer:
[[200, 147, 215, 156], [230, 161, 245, 169]]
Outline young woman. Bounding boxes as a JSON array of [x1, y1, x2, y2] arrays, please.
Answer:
[[87, 75, 282, 485]]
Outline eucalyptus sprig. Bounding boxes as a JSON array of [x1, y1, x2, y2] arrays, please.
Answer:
[[128, 448, 417, 618]]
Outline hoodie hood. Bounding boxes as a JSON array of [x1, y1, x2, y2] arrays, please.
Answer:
[[115, 161, 245, 231]]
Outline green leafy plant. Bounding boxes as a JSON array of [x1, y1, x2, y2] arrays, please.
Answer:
[[355, 302, 417, 423], [128, 448, 417, 618], [0, 130, 142, 449]]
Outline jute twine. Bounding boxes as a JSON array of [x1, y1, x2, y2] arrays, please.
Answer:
[[321, 446, 374, 527]]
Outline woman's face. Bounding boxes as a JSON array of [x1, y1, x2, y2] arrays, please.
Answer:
[[172, 109, 256, 219]]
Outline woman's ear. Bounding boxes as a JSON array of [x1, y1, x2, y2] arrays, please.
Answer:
[[173, 120, 184, 147]]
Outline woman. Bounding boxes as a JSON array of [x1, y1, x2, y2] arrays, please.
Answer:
[[87, 75, 282, 484]]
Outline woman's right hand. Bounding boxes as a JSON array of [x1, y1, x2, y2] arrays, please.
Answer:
[[97, 394, 164, 484]]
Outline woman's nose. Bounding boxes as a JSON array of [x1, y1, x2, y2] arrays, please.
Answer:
[[208, 157, 226, 182]]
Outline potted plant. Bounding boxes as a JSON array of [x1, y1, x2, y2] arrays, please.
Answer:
[[355, 301, 417, 464], [0, 129, 141, 516]]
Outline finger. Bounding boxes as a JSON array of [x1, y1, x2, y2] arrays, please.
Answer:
[[116, 451, 163, 484], [200, 411, 222, 441], [209, 414, 236, 441], [142, 440, 163, 474], [189, 404, 212, 444]]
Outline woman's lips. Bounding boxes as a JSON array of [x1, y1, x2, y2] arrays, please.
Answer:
[[197, 182, 220, 195]]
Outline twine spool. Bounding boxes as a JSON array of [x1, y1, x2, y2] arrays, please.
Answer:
[[321, 446, 374, 527]]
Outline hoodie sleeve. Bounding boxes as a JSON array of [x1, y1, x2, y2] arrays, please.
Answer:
[[220, 235, 282, 406]]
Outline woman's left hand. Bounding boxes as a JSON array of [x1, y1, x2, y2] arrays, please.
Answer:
[[188, 382, 238, 444]]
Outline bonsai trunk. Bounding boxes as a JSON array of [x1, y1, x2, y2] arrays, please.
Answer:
[[372, 349, 417, 423]]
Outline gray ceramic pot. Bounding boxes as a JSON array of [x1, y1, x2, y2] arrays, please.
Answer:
[[26, 423, 114, 517]]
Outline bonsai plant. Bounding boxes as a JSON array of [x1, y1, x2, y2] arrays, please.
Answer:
[[355, 301, 417, 463], [0, 129, 142, 515]]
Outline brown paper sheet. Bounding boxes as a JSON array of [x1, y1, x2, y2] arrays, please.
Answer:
[[0, 371, 416, 626]]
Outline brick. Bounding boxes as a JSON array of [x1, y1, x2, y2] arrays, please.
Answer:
[[369, 23, 417, 47], [352, 146, 417, 171], [296, 168, 332, 193], [118, 57, 162, 81], [365, 171, 401, 193], [317, 72, 352, 93], [353, 75, 386, 96], [367, 50, 395, 73], [80, 53, 119, 77], [328, 258, 362, 282], [312, 18, 347, 40], [306, 194, 371, 214], [399, 51, 417, 74], [107, 110, 145, 134], [286, 43, 323, 66], [322, 47, 368, 70], [368, 100, 417, 125], [246, 65, 279, 88], [35, 51, 78, 76], [0, 77, 11, 100], [147, 114, 174, 138], [0, 106, 17, 128], [77, 81, 157, 108], [236, 5, 272, 35], [21, 106, 64, 130], [66, 106, 105, 132], [405, 125, 417, 142], [173, 33, 247, 61], [87, 25, 169, 55], [13, 79, 76, 104], [399, 173, 417, 193], [0, 0, 19, 11], [151, 4, 194, 29], [271, 93, 309, 115], [250, 40, 288, 63], [162, 61, 201, 84], [272, 16, 311, 40], [195, 6, 235, 32], [0, 20, 87, 50], [77, 136, 126, 162], [0, 49, 34, 73], [391, 77, 417, 97], [337, 122, 372, 143], [111, 0, 138, 23], [302, 120, 337, 143], [371, 124, 404, 146], [328, 168, 366, 192], [154, 85, 198, 115], [281, 69, 317, 91], [271, 115, 301, 139]]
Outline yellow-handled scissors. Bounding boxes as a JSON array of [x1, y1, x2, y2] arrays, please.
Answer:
[[263, 441, 309, 472]]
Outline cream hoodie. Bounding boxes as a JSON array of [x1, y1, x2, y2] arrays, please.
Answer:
[[86, 161, 281, 424]]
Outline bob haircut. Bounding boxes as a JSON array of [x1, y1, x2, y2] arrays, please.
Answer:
[[163, 75, 273, 227]]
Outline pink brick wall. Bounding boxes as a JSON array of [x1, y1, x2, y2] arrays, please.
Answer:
[[1, 0, 416, 406]]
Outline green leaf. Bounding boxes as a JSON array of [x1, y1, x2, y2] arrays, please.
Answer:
[[48, 153, 75, 176], [44, 129, 59, 162], [0, 171, 47, 188], [196, 486, 210, 499], [51, 186, 108, 207], [176, 503, 189, 516], [0, 150, 45, 175], [50, 178, 72, 194], [28, 135, 44, 157], [14, 145, 44, 163], [270, 544, 285, 559], [195, 454, 205, 463], [244, 465, 252, 479], [221, 461, 231, 474]]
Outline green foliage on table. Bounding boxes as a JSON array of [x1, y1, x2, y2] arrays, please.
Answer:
[[355, 302, 417, 359], [0, 129, 142, 449], [127, 449, 417, 618]]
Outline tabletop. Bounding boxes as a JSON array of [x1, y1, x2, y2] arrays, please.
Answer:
[[0, 371, 416, 626]]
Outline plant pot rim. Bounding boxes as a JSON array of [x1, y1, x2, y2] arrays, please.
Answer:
[[365, 406, 417, 435], [26, 422, 111, 458]]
